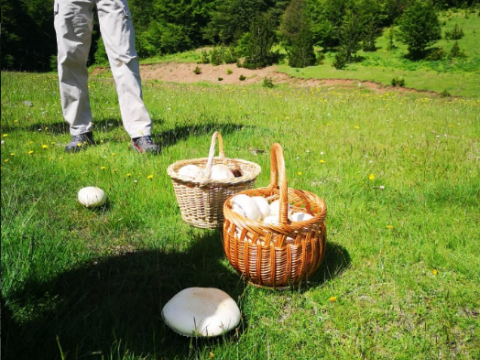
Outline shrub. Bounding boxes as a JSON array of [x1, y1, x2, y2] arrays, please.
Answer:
[[239, 75, 246, 81], [332, 51, 347, 70], [440, 89, 451, 97], [193, 66, 201, 75], [218, 77, 223, 81], [448, 41, 466, 58], [222, 47, 238, 64], [444, 24, 464, 40], [316, 51, 326, 65], [210, 47, 222, 66], [425, 48, 446, 61], [386, 27, 396, 51], [199, 50, 210, 64], [226, 68, 233, 75], [262, 77, 274, 88], [391, 77, 405, 87]]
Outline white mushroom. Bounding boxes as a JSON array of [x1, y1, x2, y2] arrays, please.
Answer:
[[210, 164, 234, 180], [289, 212, 314, 222], [78, 186, 106, 207], [178, 164, 205, 180], [269, 200, 293, 217], [263, 215, 280, 225], [251, 196, 271, 219], [231, 204, 246, 218], [230, 194, 262, 221], [162, 287, 241, 337]]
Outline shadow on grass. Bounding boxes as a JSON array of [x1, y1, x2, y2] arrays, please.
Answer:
[[2, 230, 247, 360], [4, 118, 251, 151], [306, 241, 351, 288], [2, 237, 348, 360]]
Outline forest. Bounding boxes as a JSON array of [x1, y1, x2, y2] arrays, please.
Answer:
[[1, 0, 478, 71]]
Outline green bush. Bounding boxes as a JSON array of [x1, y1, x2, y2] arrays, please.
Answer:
[[239, 75, 246, 81], [210, 47, 222, 66], [262, 77, 274, 88], [199, 50, 210, 64], [391, 77, 405, 87], [448, 41, 466, 58], [193, 66, 201, 75], [440, 88, 451, 97], [444, 24, 464, 40], [425, 48, 446, 61], [333, 51, 347, 70], [316, 51, 326, 65]]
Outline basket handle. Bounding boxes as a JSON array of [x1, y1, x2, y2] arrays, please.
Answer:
[[202, 131, 226, 181], [267, 143, 289, 225]]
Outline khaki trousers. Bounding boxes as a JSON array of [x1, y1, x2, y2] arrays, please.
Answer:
[[54, 0, 152, 138]]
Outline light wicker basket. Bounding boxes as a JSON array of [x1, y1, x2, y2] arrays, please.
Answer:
[[223, 143, 327, 289], [167, 132, 262, 229]]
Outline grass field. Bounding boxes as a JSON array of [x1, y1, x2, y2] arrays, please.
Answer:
[[1, 68, 480, 360]]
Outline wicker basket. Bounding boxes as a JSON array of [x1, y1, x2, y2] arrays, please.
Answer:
[[222, 143, 327, 289], [167, 132, 262, 229]]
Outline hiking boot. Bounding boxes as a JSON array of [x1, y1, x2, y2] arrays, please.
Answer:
[[65, 132, 94, 153], [131, 136, 160, 154]]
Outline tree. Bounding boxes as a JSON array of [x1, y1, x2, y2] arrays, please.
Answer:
[[241, 12, 278, 69], [1, 0, 56, 71], [338, 9, 363, 63], [279, 0, 316, 68], [397, 0, 441, 59]]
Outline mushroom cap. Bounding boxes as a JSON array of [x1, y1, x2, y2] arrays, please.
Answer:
[[178, 164, 205, 180], [210, 164, 234, 180], [231, 194, 263, 221], [289, 211, 314, 222], [162, 287, 241, 337], [251, 196, 271, 219], [78, 186, 106, 207]]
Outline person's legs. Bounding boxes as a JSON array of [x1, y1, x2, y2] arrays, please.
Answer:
[[96, 0, 153, 140], [54, 0, 95, 138]]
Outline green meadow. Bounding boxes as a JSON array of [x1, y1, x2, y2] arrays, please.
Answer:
[[1, 67, 479, 360]]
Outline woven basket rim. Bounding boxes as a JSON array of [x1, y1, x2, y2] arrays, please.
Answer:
[[166, 132, 261, 187], [167, 157, 261, 186], [223, 186, 327, 236]]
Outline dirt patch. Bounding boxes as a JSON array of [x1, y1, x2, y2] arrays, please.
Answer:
[[91, 62, 432, 95]]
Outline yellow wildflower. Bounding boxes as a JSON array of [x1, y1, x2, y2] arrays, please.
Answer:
[[2, 134, 8, 137], [328, 296, 337, 303], [369, 174, 375, 181], [28, 150, 34, 155], [100, 166, 106, 170], [319, 159, 325, 164], [297, 172, 302, 176], [387, 225, 394, 229], [4, 159, 9, 163], [42, 145, 48, 150], [147, 174, 154, 179], [432, 269, 438, 276]]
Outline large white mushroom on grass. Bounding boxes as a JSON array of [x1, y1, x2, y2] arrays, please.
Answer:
[[77, 186, 107, 207], [162, 287, 241, 337]]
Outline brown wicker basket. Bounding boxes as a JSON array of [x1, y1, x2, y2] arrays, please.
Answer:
[[222, 143, 327, 289], [167, 132, 262, 229]]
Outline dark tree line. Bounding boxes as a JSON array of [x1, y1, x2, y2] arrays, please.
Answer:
[[1, 0, 476, 71]]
